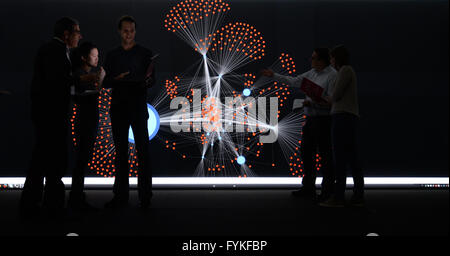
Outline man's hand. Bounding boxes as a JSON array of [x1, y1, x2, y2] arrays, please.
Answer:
[[322, 95, 331, 103], [114, 71, 130, 80], [260, 69, 274, 77], [0, 90, 11, 95], [303, 100, 312, 107]]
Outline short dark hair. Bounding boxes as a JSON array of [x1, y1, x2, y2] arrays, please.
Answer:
[[313, 48, 330, 65], [330, 45, 350, 67], [70, 41, 97, 70], [118, 15, 137, 30], [54, 17, 79, 38]]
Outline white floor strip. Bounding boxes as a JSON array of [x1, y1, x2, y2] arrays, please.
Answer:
[[0, 177, 448, 188]]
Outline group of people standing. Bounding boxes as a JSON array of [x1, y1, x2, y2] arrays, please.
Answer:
[[262, 46, 364, 207], [19, 15, 363, 217], [20, 15, 155, 217]]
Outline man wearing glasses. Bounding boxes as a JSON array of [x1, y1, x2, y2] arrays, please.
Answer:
[[261, 48, 337, 202], [20, 17, 98, 217]]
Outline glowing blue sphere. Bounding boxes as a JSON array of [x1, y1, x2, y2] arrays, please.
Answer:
[[128, 104, 160, 143], [237, 156, 246, 165], [243, 88, 251, 97]]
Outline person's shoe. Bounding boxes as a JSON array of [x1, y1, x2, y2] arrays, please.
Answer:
[[42, 204, 66, 220], [139, 199, 151, 210], [319, 196, 345, 208], [316, 193, 332, 203], [68, 193, 98, 212], [19, 201, 41, 219], [104, 197, 128, 209], [350, 195, 365, 207], [291, 188, 316, 199], [68, 200, 98, 213]]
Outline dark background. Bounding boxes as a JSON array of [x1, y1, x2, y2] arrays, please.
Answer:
[[0, 0, 448, 177]]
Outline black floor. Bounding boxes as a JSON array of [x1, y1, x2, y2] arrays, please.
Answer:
[[0, 189, 448, 236]]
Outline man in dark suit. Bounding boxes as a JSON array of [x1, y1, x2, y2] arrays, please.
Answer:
[[20, 17, 97, 216], [103, 16, 154, 209]]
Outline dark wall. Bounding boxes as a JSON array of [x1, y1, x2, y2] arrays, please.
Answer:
[[0, 0, 448, 177]]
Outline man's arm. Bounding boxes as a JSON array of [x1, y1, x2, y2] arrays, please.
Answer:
[[102, 51, 129, 89], [122, 49, 154, 85], [42, 47, 79, 90], [273, 71, 308, 88]]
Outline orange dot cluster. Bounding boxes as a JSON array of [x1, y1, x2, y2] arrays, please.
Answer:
[[165, 76, 180, 99], [280, 53, 296, 74], [70, 89, 140, 178], [70, 104, 78, 146], [165, 140, 177, 151], [209, 22, 265, 60], [231, 73, 255, 98], [200, 133, 208, 145], [201, 96, 222, 132], [258, 82, 290, 115], [164, 0, 230, 33], [88, 90, 117, 177], [243, 73, 256, 91], [208, 164, 225, 172], [287, 139, 322, 177], [289, 147, 303, 177]]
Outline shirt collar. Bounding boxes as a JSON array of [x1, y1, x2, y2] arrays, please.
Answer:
[[313, 65, 333, 74], [53, 37, 69, 50]]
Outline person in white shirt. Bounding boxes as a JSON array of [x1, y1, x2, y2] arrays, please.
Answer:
[[261, 48, 337, 202]]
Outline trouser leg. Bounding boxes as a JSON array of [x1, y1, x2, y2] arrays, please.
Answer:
[[130, 114, 152, 202], [43, 119, 68, 209], [21, 121, 46, 207], [110, 105, 131, 201], [317, 117, 334, 197], [300, 118, 316, 191], [70, 99, 99, 201], [332, 114, 349, 200], [348, 117, 364, 197]]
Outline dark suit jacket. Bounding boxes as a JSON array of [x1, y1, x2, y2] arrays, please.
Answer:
[[30, 38, 77, 124]]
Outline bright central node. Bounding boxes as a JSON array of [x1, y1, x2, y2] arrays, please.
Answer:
[[237, 156, 246, 165]]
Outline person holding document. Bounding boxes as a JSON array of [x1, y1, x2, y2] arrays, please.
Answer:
[[103, 15, 155, 209], [69, 41, 105, 211], [320, 45, 364, 208], [261, 48, 337, 202]]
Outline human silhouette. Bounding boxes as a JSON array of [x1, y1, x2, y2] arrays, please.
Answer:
[[68, 42, 105, 211], [261, 48, 337, 202], [103, 16, 155, 209], [320, 45, 365, 208], [20, 17, 97, 217]]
